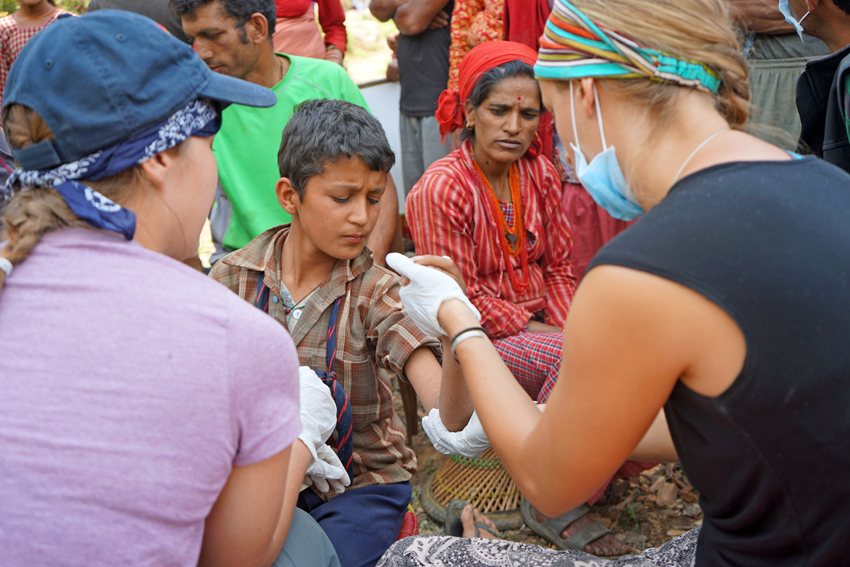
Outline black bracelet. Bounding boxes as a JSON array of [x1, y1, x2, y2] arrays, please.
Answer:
[[449, 326, 488, 344]]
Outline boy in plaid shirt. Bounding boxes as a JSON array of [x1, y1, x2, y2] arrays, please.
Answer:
[[211, 99, 473, 567]]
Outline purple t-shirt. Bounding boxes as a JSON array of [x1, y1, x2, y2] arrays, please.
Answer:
[[0, 228, 301, 566]]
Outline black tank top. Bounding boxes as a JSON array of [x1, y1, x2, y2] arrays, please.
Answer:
[[588, 157, 850, 567]]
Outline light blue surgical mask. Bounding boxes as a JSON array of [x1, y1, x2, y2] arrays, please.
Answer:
[[569, 82, 644, 221], [778, 0, 817, 44]]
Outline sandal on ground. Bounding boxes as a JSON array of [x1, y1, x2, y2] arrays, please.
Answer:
[[520, 498, 624, 557], [445, 499, 501, 538]]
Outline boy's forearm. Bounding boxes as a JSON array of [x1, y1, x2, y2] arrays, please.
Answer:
[[436, 337, 474, 431], [404, 342, 474, 432]]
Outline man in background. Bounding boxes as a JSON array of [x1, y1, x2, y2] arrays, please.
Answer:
[[728, 0, 829, 148], [371, 0, 453, 202], [790, 0, 850, 171], [169, 0, 399, 266]]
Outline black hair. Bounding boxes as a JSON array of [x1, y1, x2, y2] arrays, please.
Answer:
[[168, 0, 276, 38], [462, 59, 540, 142], [278, 99, 396, 199], [836, 0, 850, 15]]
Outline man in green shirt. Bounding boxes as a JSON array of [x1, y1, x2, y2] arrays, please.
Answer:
[[170, 0, 399, 264]]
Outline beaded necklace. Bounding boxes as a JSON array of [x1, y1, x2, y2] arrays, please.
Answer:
[[473, 155, 530, 295]]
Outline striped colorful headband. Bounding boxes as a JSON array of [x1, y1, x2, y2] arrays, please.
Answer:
[[534, 0, 721, 94]]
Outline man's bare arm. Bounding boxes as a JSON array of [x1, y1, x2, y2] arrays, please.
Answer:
[[394, 0, 451, 35], [727, 0, 794, 34], [370, 0, 403, 22]]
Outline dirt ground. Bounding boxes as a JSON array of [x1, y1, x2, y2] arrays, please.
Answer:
[[394, 394, 702, 555]]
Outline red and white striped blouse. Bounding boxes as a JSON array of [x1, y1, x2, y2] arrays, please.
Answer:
[[407, 140, 576, 339]]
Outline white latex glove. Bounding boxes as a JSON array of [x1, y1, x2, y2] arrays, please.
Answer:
[[421, 408, 490, 458], [297, 367, 350, 493], [303, 444, 350, 494], [298, 367, 337, 447], [386, 252, 481, 337]]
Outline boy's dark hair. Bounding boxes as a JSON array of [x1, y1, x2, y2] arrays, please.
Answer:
[[278, 99, 396, 199], [168, 0, 276, 38], [836, 0, 850, 16], [462, 60, 540, 142]]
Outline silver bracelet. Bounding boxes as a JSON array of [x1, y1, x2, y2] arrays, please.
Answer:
[[450, 330, 488, 360]]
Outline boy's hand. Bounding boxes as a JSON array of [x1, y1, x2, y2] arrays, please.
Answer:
[[422, 408, 490, 458]]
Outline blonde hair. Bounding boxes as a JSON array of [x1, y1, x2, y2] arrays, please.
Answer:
[[0, 105, 143, 295], [569, 0, 750, 130]]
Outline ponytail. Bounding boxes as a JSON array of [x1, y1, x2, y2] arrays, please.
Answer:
[[0, 105, 139, 295]]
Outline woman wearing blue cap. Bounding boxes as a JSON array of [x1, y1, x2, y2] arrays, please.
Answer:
[[380, 0, 850, 565], [0, 11, 339, 567]]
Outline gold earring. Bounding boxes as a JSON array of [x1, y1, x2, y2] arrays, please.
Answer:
[[466, 122, 474, 130]]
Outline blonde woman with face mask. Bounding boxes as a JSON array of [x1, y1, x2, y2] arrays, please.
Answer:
[[380, 0, 850, 565]]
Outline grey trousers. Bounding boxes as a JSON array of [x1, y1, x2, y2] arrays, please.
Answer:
[[272, 507, 341, 567], [399, 114, 452, 197], [747, 33, 830, 150]]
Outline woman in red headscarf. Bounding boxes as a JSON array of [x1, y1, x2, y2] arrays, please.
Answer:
[[407, 41, 574, 405], [406, 41, 648, 557]]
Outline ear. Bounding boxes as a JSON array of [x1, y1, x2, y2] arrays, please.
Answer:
[[578, 77, 596, 119], [138, 148, 175, 191], [275, 177, 300, 216], [463, 99, 475, 128], [247, 13, 269, 44]]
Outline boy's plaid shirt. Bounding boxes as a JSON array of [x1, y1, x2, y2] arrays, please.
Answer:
[[211, 225, 440, 490]]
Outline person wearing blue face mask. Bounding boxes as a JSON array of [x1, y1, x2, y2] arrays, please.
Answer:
[[779, 0, 817, 42], [378, 0, 850, 566], [792, 0, 850, 172]]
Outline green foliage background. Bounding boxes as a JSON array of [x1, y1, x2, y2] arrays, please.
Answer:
[[1, 0, 90, 15]]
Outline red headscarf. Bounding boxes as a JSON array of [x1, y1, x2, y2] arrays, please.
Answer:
[[435, 41, 539, 141]]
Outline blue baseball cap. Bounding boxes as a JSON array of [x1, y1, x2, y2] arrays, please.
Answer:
[[2, 10, 276, 170]]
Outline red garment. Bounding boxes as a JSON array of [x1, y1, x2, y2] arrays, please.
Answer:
[[502, 0, 549, 51], [273, 8, 325, 59], [274, 0, 347, 52], [447, 0, 505, 91], [407, 140, 576, 340], [436, 40, 538, 139], [561, 182, 634, 282]]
